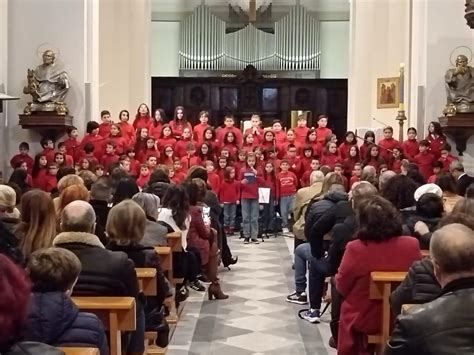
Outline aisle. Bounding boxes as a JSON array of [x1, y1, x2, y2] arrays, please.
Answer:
[[167, 234, 336, 355]]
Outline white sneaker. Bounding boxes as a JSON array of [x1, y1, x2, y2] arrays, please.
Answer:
[[282, 227, 290, 234]]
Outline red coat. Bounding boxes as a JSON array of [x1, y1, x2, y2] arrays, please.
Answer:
[[98, 123, 112, 138], [118, 122, 136, 145], [401, 139, 419, 161], [219, 180, 240, 203], [414, 151, 435, 181], [316, 127, 332, 145], [193, 123, 210, 143], [10, 153, 34, 173], [187, 205, 210, 265], [336, 236, 421, 355]]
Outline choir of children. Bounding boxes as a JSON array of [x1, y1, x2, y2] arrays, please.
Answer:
[[10, 103, 455, 242]]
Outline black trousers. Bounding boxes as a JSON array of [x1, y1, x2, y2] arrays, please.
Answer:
[[330, 276, 342, 343]]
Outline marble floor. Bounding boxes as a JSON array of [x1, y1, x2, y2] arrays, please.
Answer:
[[167, 234, 336, 355]]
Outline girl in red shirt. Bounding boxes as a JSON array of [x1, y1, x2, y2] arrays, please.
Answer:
[[390, 147, 404, 174], [169, 106, 192, 140], [261, 161, 277, 234], [136, 164, 151, 189], [157, 124, 177, 153], [193, 110, 210, 144], [142, 137, 160, 163], [278, 129, 298, 159], [272, 120, 287, 145], [426, 121, 446, 159], [203, 127, 219, 153], [79, 121, 105, 160], [320, 142, 342, 170], [216, 157, 229, 182], [205, 160, 221, 195], [261, 130, 277, 152], [118, 109, 135, 146], [54, 152, 67, 170], [359, 130, 375, 161], [174, 127, 195, 158], [339, 131, 357, 160], [126, 148, 140, 176], [161, 145, 175, 168], [363, 145, 386, 172], [221, 131, 240, 159], [108, 124, 128, 155], [304, 129, 323, 157], [132, 103, 152, 132], [300, 146, 314, 172], [134, 127, 149, 163], [233, 150, 247, 174], [198, 142, 215, 165], [401, 127, 419, 161], [148, 108, 165, 139], [343, 145, 360, 179], [32, 153, 48, 191], [219, 166, 240, 233], [242, 132, 257, 153]]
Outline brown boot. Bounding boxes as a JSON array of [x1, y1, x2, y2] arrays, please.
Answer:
[[208, 282, 229, 300]]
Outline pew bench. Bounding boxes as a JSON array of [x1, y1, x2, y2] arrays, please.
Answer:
[[136, 268, 158, 296], [59, 348, 99, 355], [166, 231, 182, 253], [368, 271, 407, 354], [72, 297, 136, 355]]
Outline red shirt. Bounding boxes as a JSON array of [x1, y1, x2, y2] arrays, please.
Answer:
[[219, 143, 239, 159], [277, 141, 299, 159], [294, 126, 310, 145], [300, 157, 312, 172], [174, 138, 195, 158], [10, 153, 34, 173], [350, 175, 361, 188], [64, 154, 74, 167], [171, 172, 186, 185], [238, 167, 263, 199], [84, 154, 99, 169], [343, 157, 359, 177], [193, 123, 210, 143], [276, 170, 298, 198], [98, 123, 112, 138], [32, 168, 48, 191], [137, 174, 150, 188], [42, 148, 56, 164], [118, 122, 136, 145], [263, 174, 277, 197], [300, 170, 313, 188], [148, 123, 163, 140], [414, 151, 435, 181], [108, 135, 128, 155], [142, 149, 160, 164], [63, 137, 80, 159], [365, 157, 385, 172], [244, 127, 264, 144], [157, 137, 177, 152], [133, 115, 151, 131], [100, 153, 119, 171], [219, 180, 240, 203], [390, 158, 402, 174], [401, 139, 419, 161], [180, 155, 201, 172], [44, 174, 57, 193], [274, 131, 287, 145], [79, 134, 105, 160], [169, 120, 192, 139], [439, 154, 458, 172], [339, 143, 356, 160], [359, 144, 371, 161], [378, 138, 400, 162], [427, 174, 437, 184], [321, 153, 342, 169], [217, 126, 243, 146], [207, 171, 221, 195], [426, 134, 446, 159], [129, 159, 140, 176], [316, 127, 332, 145], [283, 156, 303, 178]]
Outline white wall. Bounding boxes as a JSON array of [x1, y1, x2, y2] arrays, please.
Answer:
[[319, 21, 349, 78], [151, 21, 180, 77]]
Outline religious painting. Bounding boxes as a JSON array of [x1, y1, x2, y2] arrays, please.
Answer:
[[377, 77, 400, 109]]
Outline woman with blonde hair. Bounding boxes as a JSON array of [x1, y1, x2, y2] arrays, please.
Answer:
[[54, 175, 84, 212], [57, 184, 90, 217], [15, 190, 56, 258]]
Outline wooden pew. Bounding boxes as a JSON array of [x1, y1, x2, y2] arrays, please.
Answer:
[[166, 231, 182, 253], [72, 297, 136, 355], [136, 268, 158, 296], [154, 246, 179, 325], [59, 348, 99, 355], [368, 271, 407, 354]]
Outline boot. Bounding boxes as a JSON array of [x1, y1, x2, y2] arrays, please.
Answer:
[[208, 282, 229, 300]]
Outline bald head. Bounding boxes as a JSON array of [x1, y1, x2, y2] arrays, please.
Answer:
[[431, 223, 474, 285], [310, 171, 324, 185], [61, 200, 96, 233]]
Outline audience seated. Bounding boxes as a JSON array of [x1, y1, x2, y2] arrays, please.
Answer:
[[335, 195, 421, 355], [7, 168, 31, 199], [381, 174, 418, 221], [112, 177, 139, 206], [450, 160, 474, 196], [88, 179, 113, 245], [0, 185, 20, 232], [386, 223, 474, 354], [53, 200, 145, 354], [24, 248, 108, 354], [53, 174, 85, 212], [0, 254, 63, 355], [131, 192, 168, 247]]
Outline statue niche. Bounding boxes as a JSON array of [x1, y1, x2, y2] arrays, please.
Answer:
[[23, 49, 70, 115]]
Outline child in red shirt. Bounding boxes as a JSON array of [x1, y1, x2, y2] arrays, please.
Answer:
[[216, 115, 243, 146], [10, 142, 34, 174], [32, 153, 49, 191], [233, 150, 247, 174], [148, 108, 165, 139], [82, 143, 99, 170], [134, 127, 149, 163], [141, 137, 159, 163], [98, 110, 112, 138], [359, 130, 375, 161], [161, 145, 175, 168], [343, 146, 360, 179], [169, 106, 192, 140], [57, 143, 74, 167], [301, 158, 321, 187], [157, 124, 177, 153], [402, 127, 419, 161], [321, 142, 342, 170], [216, 157, 228, 182], [277, 160, 298, 233], [278, 129, 299, 159], [272, 120, 287, 145], [108, 124, 128, 155], [132, 103, 152, 132], [363, 144, 386, 172], [202, 127, 219, 153], [261, 130, 277, 152], [426, 121, 446, 159], [261, 161, 277, 235], [244, 114, 264, 144], [219, 166, 240, 233], [100, 141, 119, 172], [303, 129, 323, 158], [119, 156, 132, 175], [220, 131, 240, 159], [294, 115, 310, 146], [54, 152, 67, 170], [242, 132, 257, 153], [428, 161, 443, 183], [205, 160, 221, 195], [350, 163, 363, 188], [44, 163, 58, 193], [146, 155, 159, 172], [339, 131, 357, 160], [414, 140, 436, 181], [136, 164, 151, 188], [300, 146, 314, 172], [175, 127, 195, 158], [378, 126, 401, 162], [126, 148, 140, 176], [171, 160, 186, 184], [79, 158, 91, 172], [439, 143, 458, 172], [193, 110, 210, 144], [315, 115, 332, 146], [40, 138, 56, 163], [198, 142, 215, 165], [79, 121, 105, 160], [118, 109, 135, 146], [180, 143, 201, 172]]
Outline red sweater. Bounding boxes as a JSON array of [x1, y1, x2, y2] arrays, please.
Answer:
[[401, 139, 419, 161], [339, 143, 356, 160], [63, 137, 80, 159], [239, 167, 264, 199], [217, 126, 243, 146], [378, 138, 400, 162], [316, 127, 332, 145], [136, 174, 150, 188], [175, 138, 195, 158], [390, 158, 402, 174], [193, 123, 210, 143], [276, 171, 298, 198], [98, 123, 112, 138], [171, 172, 186, 185], [274, 131, 287, 145], [180, 155, 201, 172], [321, 153, 342, 169], [349, 175, 361, 188], [118, 122, 136, 145], [148, 123, 163, 140], [219, 180, 240, 203], [294, 126, 310, 145], [133, 115, 151, 131], [42, 148, 56, 164], [79, 134, 105, 160], [414, 151, 435, 181], [169, 120, 192, 139], [100, 153, 119, 171], [108, 135, 128, 155], [10, 153, 34, 173], [44, 174, 57, 193], [439, 154, 458, 172], [129, 159, 140, 176], [32, 168, 48, 191], [207, 171, 221, 195], [300, 170, 313, 188], [426, 134, 446, 159], [343, 157, 359, 177], [64, 154, 74, 167], [157, 137, 177, 152]]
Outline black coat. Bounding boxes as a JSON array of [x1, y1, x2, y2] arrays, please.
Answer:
[[1, 342, 63, 355], [386, 277, 474, 355], [457, 173, 474, 196], [25, 292, 108, 355], [305, 191, 348, 258], [327, 214, 356, 276], [53, 232, 139, 298], [403, 215, 440, 249], [0, 219, 24, 266], [390, 258, 441, 315], [89, 199, 111, 245]]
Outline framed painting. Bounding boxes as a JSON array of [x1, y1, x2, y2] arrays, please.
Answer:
[[377, 77, 400, 109]]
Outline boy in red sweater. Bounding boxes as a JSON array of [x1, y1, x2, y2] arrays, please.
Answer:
[[205, 160, 221, 195], [40, 138, 56, 163], [44, 163, 59, 192], [216, 115, 243, 146], [10, 142, 34, 174], [193, 110, 210, 144], [219, 166, 240, 233], [439, 143, 458, 172], [294, 115, 310, 146], [180, 143, 201, 172], [300, 158, 320, 188], [350, 162, 363, 188], [315, 115, 332, 145], [378, 126, 401, 163], [172, 159, 186, 183], [401, 127, 419, 161], [136, 164, 151, 188], [272, 120, 287, 144], [100, 141, 119, 172], [277, 160, 298, 234], [414, 140, 435, 181], [146, 155, 158, 171], [244, 114, 264, 144], [98, 110, 112, 137], [63, 126, 80, 159]]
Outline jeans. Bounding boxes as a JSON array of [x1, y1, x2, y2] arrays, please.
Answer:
[[294, 243, 312, 294], [280, 194, 295, 228], [223, 203, 237, 228], [308, 257, 330, 310], [241, 198, 259, 239]]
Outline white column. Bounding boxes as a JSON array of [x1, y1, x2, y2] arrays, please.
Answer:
[[0, 0, 8, 178]]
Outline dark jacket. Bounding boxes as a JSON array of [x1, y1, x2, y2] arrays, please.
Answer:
[[1, 342, 63, 355], [0, 220, 24, 266], [386, 277, 474, 355], [52, 231, 140, 298], [305, 191, 348, 258], [327, 214, 356, 276], [457, 173, 474, 196], [390, 258, 441, 315], [142, 217, 168, 247], [25, 292, 108, 355], [403, 215, 440, 249], [89, 199, 110, 245], [144, 182, 170, 200]]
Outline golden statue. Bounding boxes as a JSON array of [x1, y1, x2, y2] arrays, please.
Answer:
[[23, 50, 70, 115]]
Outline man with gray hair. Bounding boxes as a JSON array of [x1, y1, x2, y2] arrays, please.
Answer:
[[386, 224, 474, 354], [53, 200, 145, 353], [449, 160, 474, 196]]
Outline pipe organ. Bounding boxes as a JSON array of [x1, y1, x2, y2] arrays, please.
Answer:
[[179, 4, 320, 72]]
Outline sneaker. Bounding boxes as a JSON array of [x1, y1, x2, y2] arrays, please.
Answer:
[[286, 291, 308, 305], [251, 239, 260, 244], [282, 227, 290, 234], [188, 280, 205, 292], [244, 238, 250, 244], [328, 336, 337, 349], [300, 309, 321, 323]]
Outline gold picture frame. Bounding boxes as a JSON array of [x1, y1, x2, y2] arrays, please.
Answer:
[[377, 77, 400, 109]]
